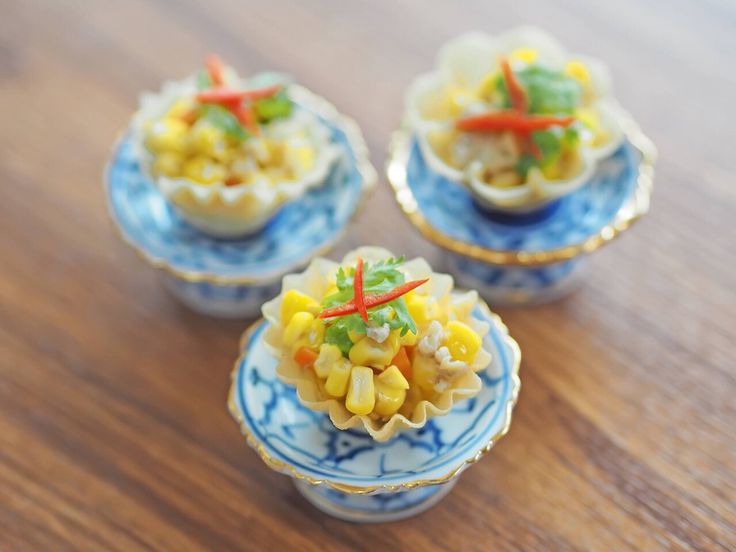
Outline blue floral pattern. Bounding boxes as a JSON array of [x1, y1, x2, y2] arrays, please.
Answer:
[[407, 138, 638, 252], [231, 305, 518, 490], [105, 108, 367, 282]]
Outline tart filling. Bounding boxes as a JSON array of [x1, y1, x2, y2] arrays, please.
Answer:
[[262, 247, 492, 441], [130, 55, 339, 236]]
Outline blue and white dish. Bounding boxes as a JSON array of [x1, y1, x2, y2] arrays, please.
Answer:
[[388, 113, 655, 305], [228, 303, 521, 522], [105, 102, 375, 318]]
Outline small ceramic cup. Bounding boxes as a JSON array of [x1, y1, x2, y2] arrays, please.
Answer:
[[387, 112, 655, 306], [405, 27, 627, 215], [130, 74, 342, 238], [105, 89, 375, 317], [228, 302, 520, 521]]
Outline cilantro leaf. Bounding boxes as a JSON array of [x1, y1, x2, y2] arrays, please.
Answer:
[[200, 104, 248, 141], [325, 314, 365, 355], [516, 153, 538, 178], [497, 64, 581, 114], [197, 70, 212, 90], [532, 130, 562, 164], [254, 89, 293, 122], [321, 256, 419, 354]]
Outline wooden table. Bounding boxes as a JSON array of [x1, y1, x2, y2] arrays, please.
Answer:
[[1, 1, 734, 550]]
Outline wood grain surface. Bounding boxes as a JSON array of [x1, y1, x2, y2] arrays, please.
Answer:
[[1, 0, 735, 550]]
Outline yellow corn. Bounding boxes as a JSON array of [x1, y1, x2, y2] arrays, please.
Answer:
[[406, 294, 441, 327], [280, 290, 320, 325], [348, 328, 365, 344], [165, 98, 196, 121], [290, 144, 315, 171], [564, 60, 591, 88], [445, 321, 481, 363], [374, 381, 406, 417], [376, 365, 409, 389], [345, 366, 375, 415], [510, 47, 538, 64], [324, 360, 351, 398], [411, 354, 438, 395], [475, 71, 500, 99], [348, 332, 400, 368], [145, 119, 189, 154], [151, 152, 184, 178], [399, 329, 418, 347], [314, 343, 343, 379], [576, 107, 601, 133], [190, 122, 229, 160], [283, 312, 315, 347], [542, 160, 563, 180], [182, 156, 227, 184]]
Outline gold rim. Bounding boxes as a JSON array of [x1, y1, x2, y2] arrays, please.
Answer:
[[103, 86, 377, 285], [386, 113, 656, 266], [227, 301, 521, 495]]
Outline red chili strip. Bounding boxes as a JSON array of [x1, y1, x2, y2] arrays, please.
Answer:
[[354, 257, 368, 322], [319, 278, 429, 319], [456, 111, 575, 132], [499, 57, 528, 113], [196, 84, 281, 104], [205, 54, 225, 87]]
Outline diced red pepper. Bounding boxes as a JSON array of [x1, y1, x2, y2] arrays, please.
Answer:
[[354, 257, 368, 322], [294, 347, 318, 368], [391, 347, 412, 379], [179, 107, 199, 126], [318, 278, 430, 319], [456, 111, 575, 132]]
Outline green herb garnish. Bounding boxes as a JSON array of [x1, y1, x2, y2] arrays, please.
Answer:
[[197, 70, 213, 90], [322, 257, 417, 355], [498, 64, 581, 114], [200, 104, 248, 141], [254, 88, 293, 122]]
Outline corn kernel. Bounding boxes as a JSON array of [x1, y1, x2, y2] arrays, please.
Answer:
[[542, 161, 563, 180], [314, 343, 343, 379], [377, 365, 409, 390], [345, 366, 375, 415], [190, 122, 229, 161], [182, 156, 227, 184], [411, 354, 438, 395], [445, 321, 481, 363], [348, 332, 400, 368], [510, 47, 538, 64], [406, 294, 440, 327], [576, 108, 601, 133], [151, 151, 184, 178], [324, 360, 351, 398], [564, 60, 591, 88], [166, 98, 196, 121], [283, 312, 314, 347], [280, 290, 320, 325], [289, 145, 315, 171], [475, 71, 500, 99], [374, 381, 406, 417], [348, 328, 365, 344], [288, 318, 323, 356], [399, 329, 418, 347], [145, 119, 189, 154]]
